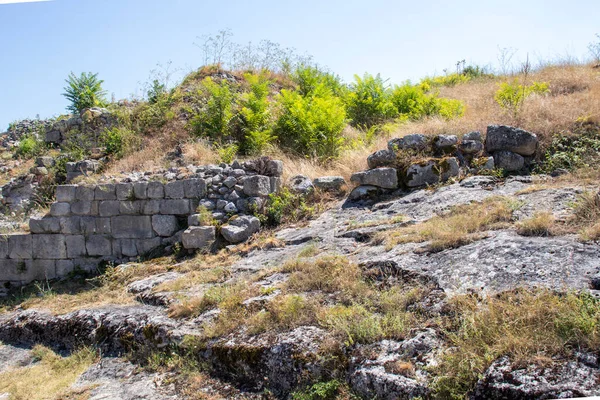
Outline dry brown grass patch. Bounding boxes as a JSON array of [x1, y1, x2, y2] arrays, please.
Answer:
[[516, 211, 556, 236], [380, 197, 516, 252]]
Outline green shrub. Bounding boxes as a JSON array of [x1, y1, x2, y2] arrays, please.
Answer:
[[420, 73, 470, 88], [62, 72, 107, 114], [346, 73, 397, 127], [538, 126, 600, 172], [216, 143, 239, 164], [494, 80, 549, 118], [292, 380, 343, 400], [189, 77, 235, 140], [239, 73, 275, 154], [258, 188, 316, 227], [15, 135, 44, 159], [101, 127, 140, 159], [390, 84, 465, 120], [293, 65, 347, 98], [147, 79, 168, 104], [275, 85, 346, 160]]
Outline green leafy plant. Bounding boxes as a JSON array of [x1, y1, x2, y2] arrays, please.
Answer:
[[62, 72, 107, 113], [258, 188, 316, 227], [275, 85, 346, 160], [189, 77, 235, 140], [101, 127, 140, 159], [390, 83, 465, 120], [239, 73, 275, 154], [538, 127, 600, 173], [15, 134, 44, 159], [292, 380, 343, 400], [346, 73, 397, 127], [293, 65, 346, 98], [217, 142, 239, 163], [494, 80, 549, 118]]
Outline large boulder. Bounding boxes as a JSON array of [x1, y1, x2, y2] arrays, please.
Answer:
[[313, 176, 346, 192], [493, 150, 525, 172], [459, 140, 484, 155], [243, 175, 271, 197], [405, 158, 459, 188], [388, 134, 428, 152], [485, 125, 538, 156], [351, 168, 398, 189], [367, 149, 396, 169], [221, 215, 261, 244]]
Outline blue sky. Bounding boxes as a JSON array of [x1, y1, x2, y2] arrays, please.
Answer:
[[0, 0, 598, 129]]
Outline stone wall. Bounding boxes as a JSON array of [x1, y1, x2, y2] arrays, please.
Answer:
[[0, 159, 283, 288]]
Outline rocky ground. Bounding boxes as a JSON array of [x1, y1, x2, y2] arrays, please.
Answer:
[[0, 174, 599, 399]]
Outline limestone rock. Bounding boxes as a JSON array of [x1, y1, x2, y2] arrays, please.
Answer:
[[367, 149, 396, 169], [348, 185, 381, 201], [405, 158, 459, 187], [243, 175, 271, 197], [221, 215, 260, 243], [351, 168, 398, 189], [287, 175, 314, 194], [493, 150, 525, 172], [313, 176, 346, 192], [388, 134, 428, 152], [485, 125, 538, 156], [459, 140, 484, 155], [433, 134, 458, 153], [182, 226, 215, 249]]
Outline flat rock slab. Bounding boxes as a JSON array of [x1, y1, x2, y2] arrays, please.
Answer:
[[71, 357, 178, 400], [0, 344, 34, 373], [358, 230, 600, 294]]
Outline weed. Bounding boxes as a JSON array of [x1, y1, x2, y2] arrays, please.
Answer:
[[62, 72, 107, 113], [516, 211, 555, 236]]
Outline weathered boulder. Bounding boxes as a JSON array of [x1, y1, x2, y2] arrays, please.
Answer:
[[287, 175, 314, 194], [405, 158, 459, 187], [348, 185, 381, 201], [182, 226, 215, 249], [351, 168, 398, 189], [221, 215, 261, 243], [243, 175, 271, 197], [433, 135, 458, 153], [493, 150, 525, 172], [472, 354, 600, 399], [314, 176, 346, 192], [367, 149, 396, 169], [485, 125, 538, 156], [463, 131, 482, 141], [388, 134, 428, 152], [459, 140, 484, 155]]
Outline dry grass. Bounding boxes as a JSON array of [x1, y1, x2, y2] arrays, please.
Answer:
[[0, 345, 98, 400], [569, 190, 600, 241], [516, 211, 555, 236], [379, 197, 515, 251], [434, 289, 600, 398]]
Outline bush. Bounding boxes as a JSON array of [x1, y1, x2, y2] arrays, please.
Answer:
[[275, 85, 346, 160], [390, 83, 465, 120], [101, 127, 140, 159], [346, 73, 397, 127], [494, 80, 549, 118], [239, 73, 275, 154], [538, 125, 600, 173], [293, 65, 346, 98], [258, 188, 316, 227], [189, 77, 235, 140], [15, 134, 44, 159], [62, 72, 107, 114]]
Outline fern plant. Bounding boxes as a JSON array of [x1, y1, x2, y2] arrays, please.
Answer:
[[62, 72, 107, 114], [239, 72, 275, 154], [189, 77, 235, 140], [346, 73, 397, 127], [494, 80, 549, 119]]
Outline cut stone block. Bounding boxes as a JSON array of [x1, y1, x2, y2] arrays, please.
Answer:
[[86, 235, 112, 257], [66, 235, 86, 258], [8, 234, 32, 259], [160, 199, 191, 215], [32, 234, 67, 259], [152, 215, 179, 237], [55, 185, 77, 202], [50, 202, 71, 217], [111, 216, 154, 239], [165, 180, 185, 199], [147, 181, 165, 199], [95, 184, 116, 200]]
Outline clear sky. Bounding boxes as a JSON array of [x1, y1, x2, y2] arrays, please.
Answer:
[[0, 0, 598, 129]]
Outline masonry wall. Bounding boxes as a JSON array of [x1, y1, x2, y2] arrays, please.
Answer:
[[0, 160, 283, 288]]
